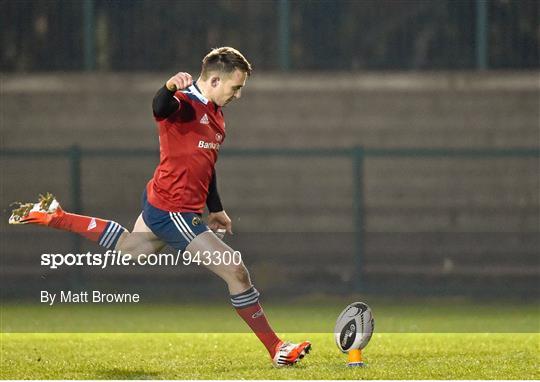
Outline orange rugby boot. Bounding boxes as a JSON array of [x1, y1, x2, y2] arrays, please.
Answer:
[[9, 192, 64, 226], [272, 340, 311, 367]]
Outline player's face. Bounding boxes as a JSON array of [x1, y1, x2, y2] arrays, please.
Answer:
[[214, 69, 248, 107]]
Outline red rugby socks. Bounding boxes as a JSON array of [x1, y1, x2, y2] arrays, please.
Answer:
[[231, 287, 281, 357], [50, 212, 126, 249]]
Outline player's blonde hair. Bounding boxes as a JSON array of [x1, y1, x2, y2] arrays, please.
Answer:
[[201, 47, 252, 79]]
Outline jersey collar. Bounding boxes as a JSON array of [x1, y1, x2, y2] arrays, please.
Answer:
[[184, 83, 209, 105]]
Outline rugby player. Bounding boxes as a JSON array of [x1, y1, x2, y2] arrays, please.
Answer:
[[9, 47, 311, 367]]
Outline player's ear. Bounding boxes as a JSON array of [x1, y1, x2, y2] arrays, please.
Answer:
[[211, 76, 220, 88]]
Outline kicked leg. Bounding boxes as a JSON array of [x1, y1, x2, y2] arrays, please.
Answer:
[[8, 193, 164, 255], [9, 193, 127, 249]]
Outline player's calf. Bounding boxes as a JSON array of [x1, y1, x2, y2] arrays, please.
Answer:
[[222, 263, 252, 292]]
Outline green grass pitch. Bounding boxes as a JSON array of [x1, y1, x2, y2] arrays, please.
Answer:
[[1, 300, 539, 379]]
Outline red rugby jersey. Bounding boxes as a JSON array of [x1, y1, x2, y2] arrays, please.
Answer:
[[146, 85, 225, 213]]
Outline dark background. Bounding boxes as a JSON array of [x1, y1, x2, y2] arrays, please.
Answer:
[[2, 0, 538, 71], [1, 0, 539, 301]]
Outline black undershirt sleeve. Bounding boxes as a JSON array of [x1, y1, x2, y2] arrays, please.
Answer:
[[206, 170, 224, 213], [152, 85, 180, 119]]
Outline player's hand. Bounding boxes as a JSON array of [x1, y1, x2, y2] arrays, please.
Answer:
[[166, 72, 193, 92], [208, 210, 233, 235]]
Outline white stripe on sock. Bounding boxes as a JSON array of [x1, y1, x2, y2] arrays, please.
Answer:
[[231, 290, 259, 303], [99, 222, 116, 246], [103, 223, 121, 248], [231, 297, 259, 307]]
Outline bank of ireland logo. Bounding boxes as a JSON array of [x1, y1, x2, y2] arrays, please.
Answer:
[[215, 133, 223, 142]]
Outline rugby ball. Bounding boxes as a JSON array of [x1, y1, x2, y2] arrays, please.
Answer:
[[334, 302, 374, 353]]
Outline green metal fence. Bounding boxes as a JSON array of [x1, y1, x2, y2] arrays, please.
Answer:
[[2, 0, 538, 71], [3, 146, 538, 292]]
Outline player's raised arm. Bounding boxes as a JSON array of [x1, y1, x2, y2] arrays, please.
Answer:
[[152, 72, 193, 119]]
